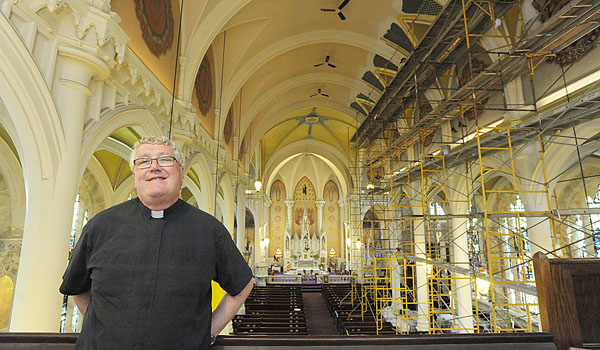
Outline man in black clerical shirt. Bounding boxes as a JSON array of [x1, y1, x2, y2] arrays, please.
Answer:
[[60, 136, 254, 349]]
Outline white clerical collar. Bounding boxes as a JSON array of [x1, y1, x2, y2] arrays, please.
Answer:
[[151, 210, 164, 219]]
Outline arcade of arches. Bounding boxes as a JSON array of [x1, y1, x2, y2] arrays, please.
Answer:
[[0, 0, 599, 338]]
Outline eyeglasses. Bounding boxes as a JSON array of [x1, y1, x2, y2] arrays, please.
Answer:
[[133, 156, 179, 169]]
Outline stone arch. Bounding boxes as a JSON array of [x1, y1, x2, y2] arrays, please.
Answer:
[[246, 100, 362, 158], [0, 136, 25, 228], [539, 120, 600, 194], [217, 29, 397, 132], [84, 152, 115, 208], [264, 140, 351, 197], [238, 73, 365, 141], [182, 0, 251, 101], [80, 105, 164, 183], [182, 178, 203, 209], [293, 176, 316, 201], [0, 14, 67, 331], [186, 152, 214, 213], [218, 171, 235, 233], [113, 177, 136, 205]]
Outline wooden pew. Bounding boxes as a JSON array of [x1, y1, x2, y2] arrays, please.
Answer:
[[233, 284, 308, 336], [533, 252, 600, 350]]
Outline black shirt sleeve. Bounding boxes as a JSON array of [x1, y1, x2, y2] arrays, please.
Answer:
[[213, 220, 253, 296], [59, 221, 92, 295]]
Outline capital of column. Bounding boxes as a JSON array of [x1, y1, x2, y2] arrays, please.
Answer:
[[315, 200, 325, 208], [178, 55, 189, 67], [337, 199, 345, 207], [284, 200, 295, 208], [176, 56, 189, 100], [57, 44, 110, 83], [213, 108, 222, 137], [49, 1, 129, 64]]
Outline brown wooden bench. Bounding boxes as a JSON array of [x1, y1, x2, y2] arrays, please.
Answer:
[[533, 252, 600, 350]]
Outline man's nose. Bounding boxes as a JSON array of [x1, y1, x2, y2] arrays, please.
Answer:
[[149, 159, 162, 170]]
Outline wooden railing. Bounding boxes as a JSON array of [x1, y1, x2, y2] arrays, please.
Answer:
[[0, 332, 557, 349], [267, 275, 302, 284], [533, 252, 600, 350]]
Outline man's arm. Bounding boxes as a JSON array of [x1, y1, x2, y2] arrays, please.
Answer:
[[211, 278, 254, 336], [73, 290, 90, 315]]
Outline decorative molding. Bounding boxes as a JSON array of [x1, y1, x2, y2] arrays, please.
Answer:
[[6, 0, 248, 199], [134, 0, 174, 57], [549, 27, 600, 66], [47, 0, 129, 64], [0, 241, 21, 280]]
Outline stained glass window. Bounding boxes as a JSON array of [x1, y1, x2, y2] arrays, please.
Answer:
[[586, 183, 600, 257]]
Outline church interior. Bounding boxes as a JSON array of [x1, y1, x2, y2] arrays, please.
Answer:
[[0, 0, 599, 348]]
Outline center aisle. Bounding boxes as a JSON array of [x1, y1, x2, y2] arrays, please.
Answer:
[[302, 286, 338, 335]]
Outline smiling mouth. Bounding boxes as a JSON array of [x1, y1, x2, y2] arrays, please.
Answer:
[[148, 177, 167, 181]]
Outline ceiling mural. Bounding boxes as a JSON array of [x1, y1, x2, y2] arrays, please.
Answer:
[[134, 0, 175, 57], [224, 108, 233, 145], [195, 55, 213, 116], [294, 176, 316, 202]]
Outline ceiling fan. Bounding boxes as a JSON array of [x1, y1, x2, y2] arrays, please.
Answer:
[[320, 0, 350, 21], [314, 55, 337, 68], [310, 88, 329, 98]]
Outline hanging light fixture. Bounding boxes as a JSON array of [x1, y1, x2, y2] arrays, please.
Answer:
[[254, 178, 262, 191]]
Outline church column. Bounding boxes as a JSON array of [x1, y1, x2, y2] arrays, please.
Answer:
[[225, 186, 236, 239], [347, 194, 361, 272], [236, 185, 246, 251], [315, 199, 326, 255], [285, 200, 294, 233], [264, 198, 271, 258], [514, 144, 554, 255], [338, 198, 345, 266], [583, 214, 596, 257], [284, 199, 294, 259], [449, 203, 474, 333], [176, 56, 188, 100], [213, 108, 222, 142], [11, 43, 109, 331], [410, 180, 429, 333]]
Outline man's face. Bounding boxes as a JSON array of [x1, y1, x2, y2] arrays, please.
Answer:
[[133, 143, 183, 208]]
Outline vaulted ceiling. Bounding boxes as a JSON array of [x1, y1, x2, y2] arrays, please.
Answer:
[[112, 0, 448, 182]]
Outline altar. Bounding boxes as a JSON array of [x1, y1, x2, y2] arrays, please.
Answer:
[[284, 207, 326, 272], [297, 260, 318, 270]]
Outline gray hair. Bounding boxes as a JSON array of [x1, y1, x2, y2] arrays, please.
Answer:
[[129, 136, 184, 171]]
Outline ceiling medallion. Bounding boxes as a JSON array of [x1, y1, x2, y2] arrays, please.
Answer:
[[134, 0, 174, 57], [296, 108, 328, 138], [305, 116, 319, 124], [195, 56, 213, 116]]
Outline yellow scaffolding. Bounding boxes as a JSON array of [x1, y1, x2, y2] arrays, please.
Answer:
[[461, 0, 525, 49], [384, 154, 422, 334], [420, 154, 477, 333], [476, 126, 551, 332]]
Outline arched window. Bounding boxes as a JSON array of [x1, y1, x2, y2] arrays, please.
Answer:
[[61, 194, 87, 333], [502, 195, 530, 278], [467, 207, 482, 271], [586, 184, 600, 257]]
